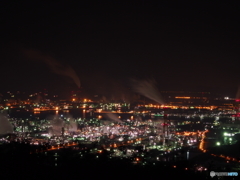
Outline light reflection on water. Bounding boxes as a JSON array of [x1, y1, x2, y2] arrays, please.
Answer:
[[8, 110, 156, 121]]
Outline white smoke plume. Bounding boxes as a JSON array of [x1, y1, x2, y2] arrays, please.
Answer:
[[0, 114, 13, 135], [105, 113, 123, 123], [66, 118, 78, 132], [130, 79, 164, 105], [49, 115, 65, 136], [23, 49, 80, 88]]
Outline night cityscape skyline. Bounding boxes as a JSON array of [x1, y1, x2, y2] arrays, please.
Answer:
[[1, 1, 240, 179]]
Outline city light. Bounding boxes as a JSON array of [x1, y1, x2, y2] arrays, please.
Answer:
[[175, 97, 190, 99], [1, 91, 239, 171]]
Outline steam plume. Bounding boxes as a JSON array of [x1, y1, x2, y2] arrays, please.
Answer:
[[105, 113, 123, 123], [0, 114, 13, 135], [130, 79, 164, 105], [66, 117, 78, 132], [49, 115, 64, 136], [23, 49, 80, 88]]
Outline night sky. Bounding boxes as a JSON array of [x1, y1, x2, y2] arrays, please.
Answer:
[[0, 1, 240, 97]]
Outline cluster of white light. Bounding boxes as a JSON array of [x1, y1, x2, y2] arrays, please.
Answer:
[[224, 132, 234, 136]]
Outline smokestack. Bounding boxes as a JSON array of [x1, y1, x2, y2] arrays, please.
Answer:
[[130, 78, 164, 105], [22, 49, 81, 88]]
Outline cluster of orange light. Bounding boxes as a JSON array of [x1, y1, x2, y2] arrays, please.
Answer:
[[31, 142, 78, 154], [175, 97, 190, 99], [139, 103, 219, 110], [199, 130, 208, 152], [176, 131, 199, 136], [83, 99, 92, 102], [145, 104, 159, 108], [33, 107, 56, 111], [211, 154, 240, 162]]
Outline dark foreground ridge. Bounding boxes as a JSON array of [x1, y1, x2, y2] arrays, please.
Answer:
[[1, 142, 237, 180]]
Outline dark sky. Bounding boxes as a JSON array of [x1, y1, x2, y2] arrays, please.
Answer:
[[0, 1, 240, 97]]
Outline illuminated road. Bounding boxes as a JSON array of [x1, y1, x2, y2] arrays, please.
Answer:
[[199, 130, 240, 163]]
